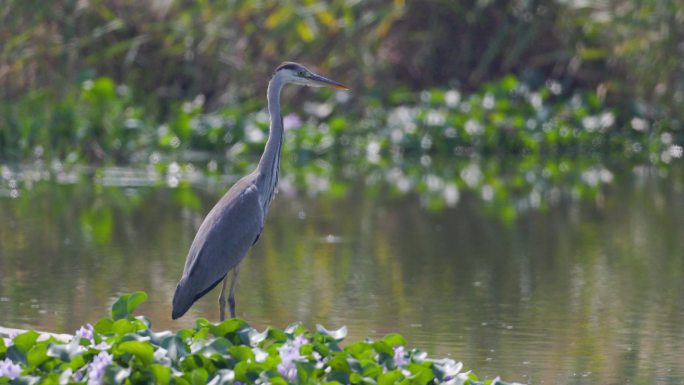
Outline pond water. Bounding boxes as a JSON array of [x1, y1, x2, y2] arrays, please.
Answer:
[[0, 162, 683, 384]]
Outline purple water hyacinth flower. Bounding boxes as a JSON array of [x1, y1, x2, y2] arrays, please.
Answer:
[[73, 368, 84, 382], [393, 346, 408, 366], [93, 341, 110, 350], [277, 342, 302, 382], [0, 358, 21, 379], [75, 324, 94, 342], [283, 113, 302, 130], [292, 333, 308, 348], [87, 351, 113, 385]]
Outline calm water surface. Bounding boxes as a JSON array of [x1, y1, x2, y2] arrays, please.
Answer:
[[1, 164, 683, 384]]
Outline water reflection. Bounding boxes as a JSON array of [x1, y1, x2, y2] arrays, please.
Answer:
[[0, 163, 683, 384]]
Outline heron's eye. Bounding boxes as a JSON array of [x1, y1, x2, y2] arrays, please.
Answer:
[[298, 71, 306, 77]]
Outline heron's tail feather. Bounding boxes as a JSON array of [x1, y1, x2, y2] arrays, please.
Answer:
[[171, 274, 227, 320], [171, 278, 194, 320]]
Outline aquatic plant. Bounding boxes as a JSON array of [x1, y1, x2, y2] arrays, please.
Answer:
[[0, 292, 511, 385]]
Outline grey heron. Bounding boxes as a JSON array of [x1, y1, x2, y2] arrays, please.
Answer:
[[172, 62, 348, 320]]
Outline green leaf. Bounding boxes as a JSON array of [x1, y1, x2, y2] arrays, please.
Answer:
[[327, 352, 351, 372], [372, 341, 393, 356], [27, 342, 50, 367], [150, 364, 171, 385], [118, 340, 154, 365], [94, 318, 114, 334], [227, 345, 253, 361], [378, 370, 403, 385], [112, 292, 148, 320], [104, 366, 131, 385], [13, 330, 39, 354], [345, 341, 374, 360], [406, 363, 433, 385], [382, 334, 407, 348], [0, 336, 6, 355], [112, 319, 137, 335], [360, 359, 382, 378], [210, 318, 247, 339], [350, 372, 363, 384], [296, 361, 315, 384], [266, 328, 288, 343]]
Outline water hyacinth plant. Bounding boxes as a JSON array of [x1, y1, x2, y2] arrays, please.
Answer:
[[0, 292, 512, 385]]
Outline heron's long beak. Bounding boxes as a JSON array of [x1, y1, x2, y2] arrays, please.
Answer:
[[308, 73, 349, 90]]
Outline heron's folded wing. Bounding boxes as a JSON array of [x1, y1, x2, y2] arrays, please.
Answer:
[[182, 182, 264, 297]]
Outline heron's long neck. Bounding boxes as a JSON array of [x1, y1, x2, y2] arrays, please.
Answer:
[[257, 75, 285, 207]]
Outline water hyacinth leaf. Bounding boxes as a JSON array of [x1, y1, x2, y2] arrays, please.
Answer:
[[103, 365, 131, 385], [94, 318, 114, 334], [382, 334, 407, 348], [111, 319, 137, 335], [227, 345, 253, 361], [345, 341, 374, 360], [296, 361, 315, 384], [206, 369, 235, 385], [233, 360, 259, 383], [111, 291, 148, 320], [175, 328, 195, 341], [204, 337, 231, 357], [284, 322, 306, 336], [313, 341, 331, 357], [301, 344, 313, 356], [327, 352, 352, 372], [147, 330, 173, 345], [150, 364, 171, 385], [210, 319, 248, 339], [195, 318, 211, 330], [349, 372, 363, 384], [406, 363, 433, 385], [316, 325, 347, 340], [191, 368, 209, 385], [266, 328, 288, 343], [180, 353, 213, 372], [248, 328, 268, 346], [372, 341, 393, 356], [11, 330, 39, 355], [27, 342, 50, 367], [161, 336, 187, 362], [118, 341, 154, 365], [378, 370, 403, 385], [328, 370, 351, 385], [62, 353, 86, 371], [360, 359, 382, 378], [58, 368, 74, 384], [0, 337, 6, 355], [268, 377, 288, 385]]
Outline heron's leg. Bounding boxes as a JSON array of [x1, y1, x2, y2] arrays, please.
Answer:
[[228, 264, 241, 318], [218, 274, 229, 321]]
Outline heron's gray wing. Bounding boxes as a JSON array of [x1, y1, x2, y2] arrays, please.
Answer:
[[172, 177, 264, 318]]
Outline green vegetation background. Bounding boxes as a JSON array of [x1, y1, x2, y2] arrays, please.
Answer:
[[0, 0, 682, 164]]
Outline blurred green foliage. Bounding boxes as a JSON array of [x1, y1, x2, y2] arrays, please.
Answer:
[[0, 0, 682, 164]]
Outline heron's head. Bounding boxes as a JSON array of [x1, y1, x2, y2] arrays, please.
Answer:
[[274, 62, 349, 90]]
